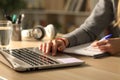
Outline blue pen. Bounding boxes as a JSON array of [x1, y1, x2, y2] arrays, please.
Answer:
[[99, 34, 112, 41]]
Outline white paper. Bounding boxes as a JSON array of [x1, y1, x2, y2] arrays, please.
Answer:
[[0, 76, 8, 80], [57, 58, 83, 63], [63, 42, 104, 56]]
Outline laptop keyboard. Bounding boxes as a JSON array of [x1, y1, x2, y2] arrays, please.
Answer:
[[3, 48, 59, 66]]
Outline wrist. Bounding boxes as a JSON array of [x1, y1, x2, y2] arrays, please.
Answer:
[[56, 38, 69, 47]]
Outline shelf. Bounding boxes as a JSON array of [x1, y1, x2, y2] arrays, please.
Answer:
[[21, 0, 98, 33], [21, 10, 90, 16], [21, 9, 90, 33]]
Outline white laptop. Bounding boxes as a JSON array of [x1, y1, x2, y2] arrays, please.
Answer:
[[0, 47, 84, 72]]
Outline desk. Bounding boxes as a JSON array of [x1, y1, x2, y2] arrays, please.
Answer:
[[0, 40, 120, 80]]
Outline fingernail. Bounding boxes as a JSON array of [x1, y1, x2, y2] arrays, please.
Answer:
[[58, 48, 61, 51], [52, 53, 56, 56]]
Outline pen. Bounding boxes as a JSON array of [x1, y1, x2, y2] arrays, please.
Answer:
[[12, 14, 17, 23], [99, 34, 112, 41], [18, 14, 25, 24], [4, 14, 12, 21]]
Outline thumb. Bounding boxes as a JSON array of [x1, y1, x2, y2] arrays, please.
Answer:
[[58, 45, 66, 51]]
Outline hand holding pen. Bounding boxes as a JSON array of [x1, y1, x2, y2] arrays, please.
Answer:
[[89, 34, 113, 58], [99, 34, 112, 41], [90, 34, 112, 47], [95, 34, 120, 56], [93, 34, 113, 56], [91, 34, 112, 47]]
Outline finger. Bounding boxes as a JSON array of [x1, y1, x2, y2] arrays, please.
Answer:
[[97, 40, 108, 46], [58, 42, 66, 51], [58, 45, 65, 51], [45, 40, 53, 54], [42, 43, 47, 54], [98, 46, 107, 52], [39, 43, 43, 51], [52, 40, 57, 56], [90, 40, 98, 47], [98, 44, 111, 52]]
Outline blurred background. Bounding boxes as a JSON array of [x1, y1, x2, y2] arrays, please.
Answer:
[[0, 0, 98, 34]]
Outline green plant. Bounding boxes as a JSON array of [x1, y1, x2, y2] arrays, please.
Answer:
[[0, 0, 26, 15]]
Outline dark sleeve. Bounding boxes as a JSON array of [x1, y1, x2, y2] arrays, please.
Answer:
[[63, 0, 114, 47]]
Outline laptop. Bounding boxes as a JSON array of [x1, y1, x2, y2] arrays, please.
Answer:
[[0, 47, 84, 72]]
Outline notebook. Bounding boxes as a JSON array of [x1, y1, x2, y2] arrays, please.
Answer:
[[0, 47, 84, 72], [63, 42, 111, 58], [0, 76, 7, 80]]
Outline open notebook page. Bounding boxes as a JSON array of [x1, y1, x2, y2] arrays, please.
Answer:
[[63, 42, 111, 58]]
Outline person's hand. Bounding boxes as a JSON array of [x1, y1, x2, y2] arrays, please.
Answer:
[[39, 38, 69, 56], [91, 38, 120, 55]]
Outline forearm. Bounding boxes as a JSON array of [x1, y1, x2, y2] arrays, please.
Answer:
[[62, 0, 114, 47], [62, 29, 96, 47]]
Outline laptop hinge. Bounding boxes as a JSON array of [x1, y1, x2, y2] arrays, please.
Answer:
[[0, 52, 13, 68]]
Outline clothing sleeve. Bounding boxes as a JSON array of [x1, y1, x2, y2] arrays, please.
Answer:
[[63, 0, 114, 47]]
